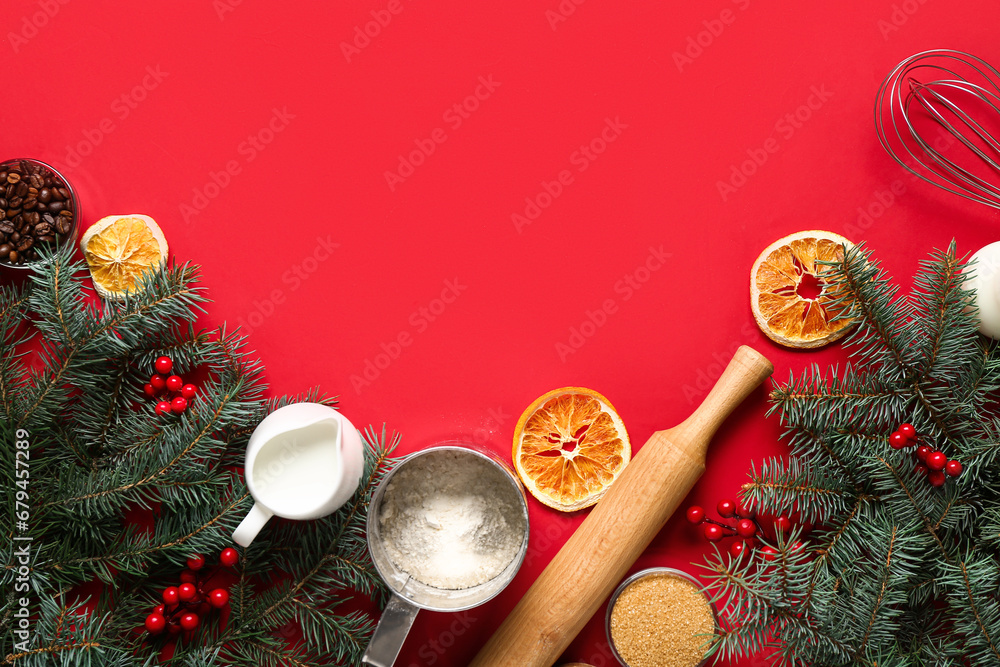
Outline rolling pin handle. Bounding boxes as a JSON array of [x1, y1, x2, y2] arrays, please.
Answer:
[[677, 345, 774, 445]]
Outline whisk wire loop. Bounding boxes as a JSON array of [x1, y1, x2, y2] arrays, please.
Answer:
[[875, 49, 1000, 210]]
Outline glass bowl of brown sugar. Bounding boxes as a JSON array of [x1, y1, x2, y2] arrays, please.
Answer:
[[605, 567, 718, 667]]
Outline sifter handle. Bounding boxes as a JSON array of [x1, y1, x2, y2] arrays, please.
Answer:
[[361, 595, 420, 667]]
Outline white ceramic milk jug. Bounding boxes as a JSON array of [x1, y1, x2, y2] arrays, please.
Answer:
[[233, 403, 365, 546]]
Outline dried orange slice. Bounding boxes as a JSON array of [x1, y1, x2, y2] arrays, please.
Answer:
[[80, 214, 168, 300], [512, 387, 630, 512], [750, 230, 854, 349]]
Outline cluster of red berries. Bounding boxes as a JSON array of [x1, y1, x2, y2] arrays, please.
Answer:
[[143, 547, 239, 636], [144, 356, 198, 416], [686, 499, 801, 561], [889, 422, 962, 487]]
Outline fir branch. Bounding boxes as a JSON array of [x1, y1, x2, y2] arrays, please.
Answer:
[[24, 244, 92, 347], [821, 243, 917, 380], [34, 487, 251, 584], [3, 596, 130, 666], [942, 556, 1000, 665], [910, 241, 979, 384], [41, 375, 254, 515], [872, 455, 952, 563], [2, 254, 398, 666], [0, 282, 32, 411], [710, 243, 1000, 665], [845, 525, 910, 662], [742, 457, 854, 522], [16, 257, 207, 429]]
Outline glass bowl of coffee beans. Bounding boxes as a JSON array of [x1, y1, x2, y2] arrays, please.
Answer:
[[0, 158, 79, 269]]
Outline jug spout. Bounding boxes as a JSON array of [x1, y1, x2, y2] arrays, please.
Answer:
[[328, 417, 365, 510]]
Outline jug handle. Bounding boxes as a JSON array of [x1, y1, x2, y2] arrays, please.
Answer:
[[361, 594, 420, 667], [233, 502, 273, 547]]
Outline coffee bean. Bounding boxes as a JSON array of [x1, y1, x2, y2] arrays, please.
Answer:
[[0, 159, 75, 266]]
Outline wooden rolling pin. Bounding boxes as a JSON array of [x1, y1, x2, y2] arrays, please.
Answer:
[[470, 345, 773, 667]]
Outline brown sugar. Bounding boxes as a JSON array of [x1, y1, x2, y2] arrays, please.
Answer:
[[609, 572, 715, 667]]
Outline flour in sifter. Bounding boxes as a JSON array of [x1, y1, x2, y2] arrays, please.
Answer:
[[378, 451, 526, 590]]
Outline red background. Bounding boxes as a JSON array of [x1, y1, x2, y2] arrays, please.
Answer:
[[6, 0, 1000, 664]]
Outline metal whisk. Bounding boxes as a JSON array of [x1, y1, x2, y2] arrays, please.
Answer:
[[875, 49, 1000, 210]]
